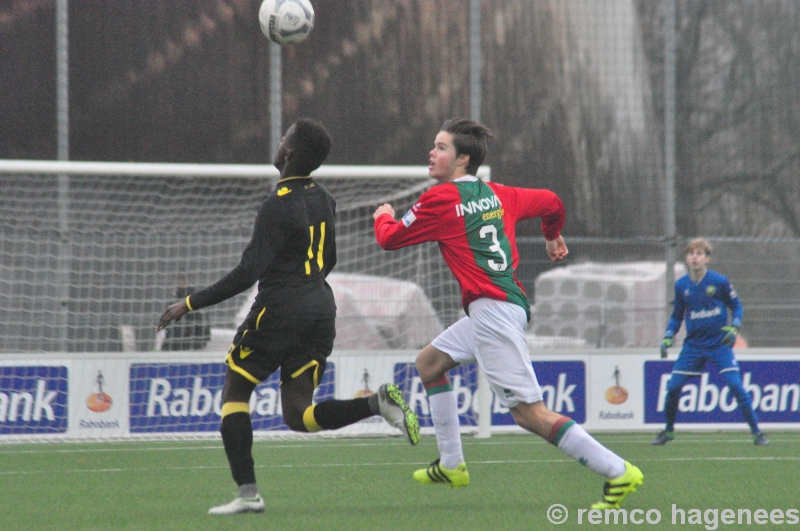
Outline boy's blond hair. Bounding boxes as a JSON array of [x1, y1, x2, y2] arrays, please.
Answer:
[[685, 238, 712, 256]]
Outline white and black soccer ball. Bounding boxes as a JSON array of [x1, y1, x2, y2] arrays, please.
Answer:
[[258, 0, 314, 46]]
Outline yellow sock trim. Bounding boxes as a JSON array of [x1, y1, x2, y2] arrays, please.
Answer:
[[221, 402, 250, 418], [302, 405, 322, 432]]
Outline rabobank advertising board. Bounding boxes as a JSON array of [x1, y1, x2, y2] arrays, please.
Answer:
[[645, 360, 800, 424], [396, 360, 586, 427], [1, 350, 798, 441], [0, 365, 69, 434], [129, 362, 335, 433]]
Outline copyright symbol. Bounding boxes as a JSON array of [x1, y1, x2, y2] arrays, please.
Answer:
[[547, 504, 568, 525]]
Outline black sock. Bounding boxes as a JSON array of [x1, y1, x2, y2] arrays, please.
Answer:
[[220, 412, 256, 486], [313, 398, 373, 430], [367, 392, 379, 415]]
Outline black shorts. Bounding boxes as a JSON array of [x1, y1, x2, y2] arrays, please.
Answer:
[[225, 305, 335, 386]]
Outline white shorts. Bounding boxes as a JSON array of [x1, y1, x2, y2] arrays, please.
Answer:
[[431, 298, 542, 408]]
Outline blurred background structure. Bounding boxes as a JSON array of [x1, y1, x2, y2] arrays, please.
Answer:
[[1, 0, 799, 351]]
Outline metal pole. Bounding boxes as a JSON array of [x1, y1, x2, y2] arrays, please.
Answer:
[[469, 0, 482, 123], [470, 0, 491, 438], [56, 1, 69, 162], [269, 42, 282, 162], [664, 0, 677, 319], [56, 0, 70, 352]]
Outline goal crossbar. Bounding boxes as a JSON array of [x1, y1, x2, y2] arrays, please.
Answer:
[[0, 159, 491, 180]]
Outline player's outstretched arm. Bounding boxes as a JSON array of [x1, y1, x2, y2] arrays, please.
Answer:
[[156, 300, 189, 332], [546, 236, 568, 262]]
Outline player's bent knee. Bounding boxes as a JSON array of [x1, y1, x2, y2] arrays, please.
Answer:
[[729, 385, 751, 405], [283, 409, 308, 432], [415, 344, 457, 382], [280, 401, 313, 432]]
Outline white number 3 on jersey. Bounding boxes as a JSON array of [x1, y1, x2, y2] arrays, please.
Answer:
[[479, 225, 508, 271]]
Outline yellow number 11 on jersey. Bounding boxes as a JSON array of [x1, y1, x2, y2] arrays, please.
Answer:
[[305, 222, 326, 275]]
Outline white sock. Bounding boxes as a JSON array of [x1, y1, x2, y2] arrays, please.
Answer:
[[427, 390, 463, 470], [557, 423, 626, 479]]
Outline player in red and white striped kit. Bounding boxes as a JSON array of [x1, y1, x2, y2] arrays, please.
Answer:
[[373, 119, 643, 509]]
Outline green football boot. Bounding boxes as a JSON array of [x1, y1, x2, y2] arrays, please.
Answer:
[[413, 458, 469, 487], [591, 461, 644, 510]]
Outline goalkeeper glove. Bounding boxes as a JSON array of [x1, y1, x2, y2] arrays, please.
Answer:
[[721, 325, 739, 346], [660, 337, 672, 359]]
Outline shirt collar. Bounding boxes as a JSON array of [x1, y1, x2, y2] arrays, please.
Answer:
[[278, 175, 312, 184]]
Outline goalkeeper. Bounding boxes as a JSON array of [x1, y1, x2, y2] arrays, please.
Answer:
[[157, 119, 419, 516], [653, 238, 768, 446]]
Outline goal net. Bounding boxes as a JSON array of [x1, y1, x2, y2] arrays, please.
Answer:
[[0, 160, 491, 442]]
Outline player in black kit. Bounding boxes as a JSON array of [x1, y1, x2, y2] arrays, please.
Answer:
[[157, 118, 419, 516]]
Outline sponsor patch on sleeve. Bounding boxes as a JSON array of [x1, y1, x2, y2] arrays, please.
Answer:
[[401, 210, 417, 227]]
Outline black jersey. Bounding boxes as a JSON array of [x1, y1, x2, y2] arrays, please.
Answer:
[[187, 176, 337, 319]]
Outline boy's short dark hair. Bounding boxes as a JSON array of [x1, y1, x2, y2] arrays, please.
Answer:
[[289, 118, 332, 175], [441, 119, 493, 175]]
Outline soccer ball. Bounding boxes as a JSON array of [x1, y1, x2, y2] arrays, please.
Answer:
[[258, 0, 315, 46]]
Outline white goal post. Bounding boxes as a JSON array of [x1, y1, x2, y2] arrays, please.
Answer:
[[0, 159, 492, 179], [0, 159, 493, 442]]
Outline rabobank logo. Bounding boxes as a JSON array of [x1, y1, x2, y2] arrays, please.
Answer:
[[605, 366, 628, 405], [85, 370, 113, 413], [0, 366, 68, 434], [688, 306, 722, 320], [396, 361, 585, 427], [129, 363, 335, 433], [645, 361, 800, 423]]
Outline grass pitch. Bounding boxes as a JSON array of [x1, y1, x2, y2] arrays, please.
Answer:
[[1, 431, 798, 531]]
